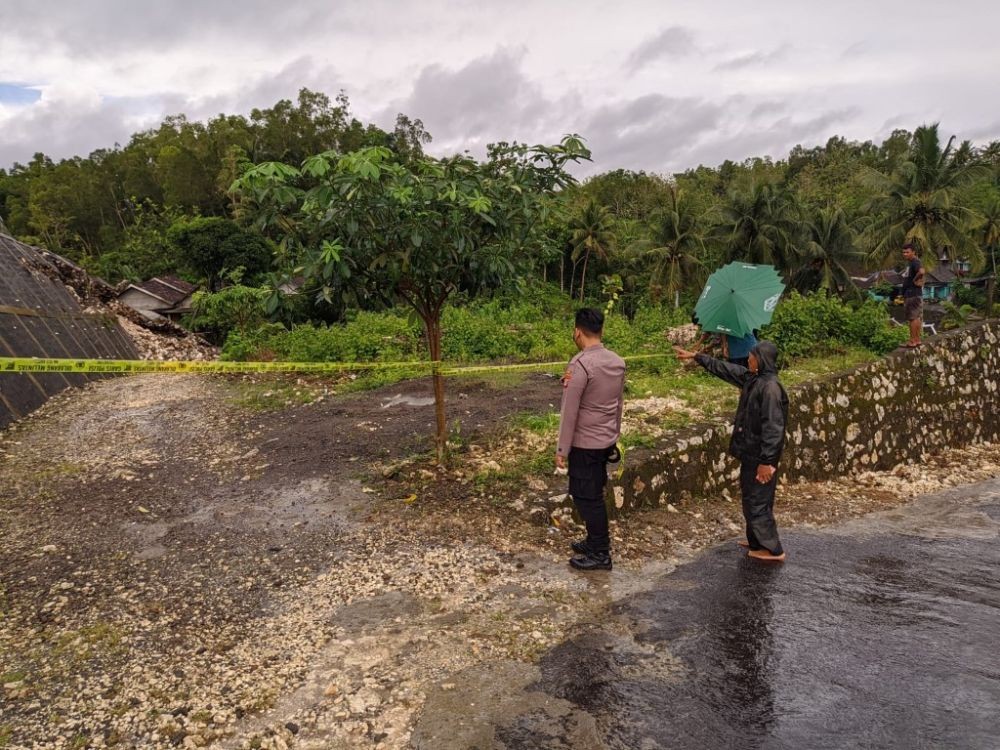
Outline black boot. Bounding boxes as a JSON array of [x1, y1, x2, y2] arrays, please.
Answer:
[[569, 551, 612, 571], [571, 538, 592, 554]]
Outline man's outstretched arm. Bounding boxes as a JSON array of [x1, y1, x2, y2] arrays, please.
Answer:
[[674, 346, 750, 388]]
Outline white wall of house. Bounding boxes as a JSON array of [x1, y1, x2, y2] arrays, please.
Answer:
[[118, 288, 168, 322]]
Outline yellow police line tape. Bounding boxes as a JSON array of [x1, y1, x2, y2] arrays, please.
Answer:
[[0, 352, 675, 377]]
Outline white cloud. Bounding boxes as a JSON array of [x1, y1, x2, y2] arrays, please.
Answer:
[[1, 0, 998, 173]]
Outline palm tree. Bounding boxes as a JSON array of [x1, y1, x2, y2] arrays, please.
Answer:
[[860, 123, 989, 270], [626, 186, 706, 307], [791, 206, 864, 297], [716, 180, 802, 272], [980, 195, 1000, 296], [568, 199, 615, 302]]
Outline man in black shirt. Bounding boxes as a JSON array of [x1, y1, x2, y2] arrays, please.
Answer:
[[900, 242, 924, 348]]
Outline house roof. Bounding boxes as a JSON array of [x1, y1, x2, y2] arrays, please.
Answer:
[[852, 270, 903, 289], [853, 264, 961, 289], [157, 275, 198, 295], [124, 276, 198, 305], [925, 265, 957, 285]]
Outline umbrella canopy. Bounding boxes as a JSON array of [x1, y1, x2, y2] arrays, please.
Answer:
[[694, 262, 785, 337]]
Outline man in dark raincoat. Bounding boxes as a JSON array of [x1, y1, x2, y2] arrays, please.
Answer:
[[674, 340, 789, 561]]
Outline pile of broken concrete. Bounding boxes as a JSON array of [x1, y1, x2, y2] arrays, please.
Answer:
[[28, 248, 217, 361]]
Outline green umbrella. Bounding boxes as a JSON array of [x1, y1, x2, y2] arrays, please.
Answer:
[[694, 262, 785, 337]]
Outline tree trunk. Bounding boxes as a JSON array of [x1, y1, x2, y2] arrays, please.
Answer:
[[422, 313, 448, 464], [674, 289, 680, 309], [579, 251, 590, 302], [560, 253, 565, 293]]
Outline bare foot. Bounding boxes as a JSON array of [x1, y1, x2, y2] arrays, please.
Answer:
[[747, 549, 786, 562], [737, 540, 750, 548]]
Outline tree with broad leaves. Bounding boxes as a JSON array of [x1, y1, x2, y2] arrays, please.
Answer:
[[167, 216, 273, 291], [232, 135, 591, 462]]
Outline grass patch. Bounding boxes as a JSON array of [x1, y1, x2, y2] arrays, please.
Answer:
[[620, 433, 657, 450], [781, 348, 877, 386], [512, 412, 560, 434], [49, 622, 126, 666], [29, 461, 86, 482]]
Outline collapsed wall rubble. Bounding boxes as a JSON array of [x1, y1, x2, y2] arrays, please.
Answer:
[[23, 243, 216, 361], [0, 232, 216, 429]]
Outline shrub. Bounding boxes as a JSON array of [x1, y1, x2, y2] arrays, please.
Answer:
[[188, 285, 268, 344], [940, 302, 975, 330], [761, 291, 906, 360], [222, 289, 689, 367], [222, 311, 423, 363], [954, 283, 986, 310]]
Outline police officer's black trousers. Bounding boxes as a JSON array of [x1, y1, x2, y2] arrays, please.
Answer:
[[738, 461, 783, 555], [569, 447, 612, 553]]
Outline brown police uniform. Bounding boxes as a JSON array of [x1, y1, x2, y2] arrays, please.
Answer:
[[557, 343, 626, 553]]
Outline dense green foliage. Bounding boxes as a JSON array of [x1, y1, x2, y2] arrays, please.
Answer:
[[0, 89, 430, 284], [2, 89, 998, 379], [188, 284, 269, 345], [761, 292, 907, 360], [221, 287, 688, 365], [168, 217, 273, 291]]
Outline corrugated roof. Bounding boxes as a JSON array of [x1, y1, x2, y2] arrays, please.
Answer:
[[131, 277, 196, 305], [0, 231, 138, 429], [925, 265, 957, 284], [156, 276, 198, 295], [853, 270, 903, 289]]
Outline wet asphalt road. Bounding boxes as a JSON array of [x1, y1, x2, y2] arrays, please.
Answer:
[[499, 479, 1000, 750]]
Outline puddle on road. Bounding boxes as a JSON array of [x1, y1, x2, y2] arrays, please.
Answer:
[[381, 394, 436, 408], [485, 479, 1000, 749], [412, 661, 603, 750], [123, 477, 367, 558]]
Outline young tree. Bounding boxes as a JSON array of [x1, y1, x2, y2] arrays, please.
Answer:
[[233, 136, 590, 462]]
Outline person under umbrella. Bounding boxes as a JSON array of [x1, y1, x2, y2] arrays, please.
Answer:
[[674, 340, 788, 561]]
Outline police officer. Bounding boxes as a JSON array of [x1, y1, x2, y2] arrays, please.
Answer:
[[556, 308, 626, 571]]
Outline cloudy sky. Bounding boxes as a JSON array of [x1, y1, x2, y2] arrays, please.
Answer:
[[1, 0, 998, 175]]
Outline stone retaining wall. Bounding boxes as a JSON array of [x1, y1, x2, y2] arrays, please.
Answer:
[[607, 322, 1000, 515]]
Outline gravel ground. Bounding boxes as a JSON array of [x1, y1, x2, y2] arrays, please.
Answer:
[[2, 373, 999, 749]]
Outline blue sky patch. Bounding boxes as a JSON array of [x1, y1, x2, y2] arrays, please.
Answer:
[[0, 83, 41, 105]]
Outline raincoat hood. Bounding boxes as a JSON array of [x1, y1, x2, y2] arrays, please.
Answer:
[[751, 340, 780, 376]]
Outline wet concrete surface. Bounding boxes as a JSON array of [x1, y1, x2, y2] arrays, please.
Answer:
[[495, 479, 1000, 750]]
